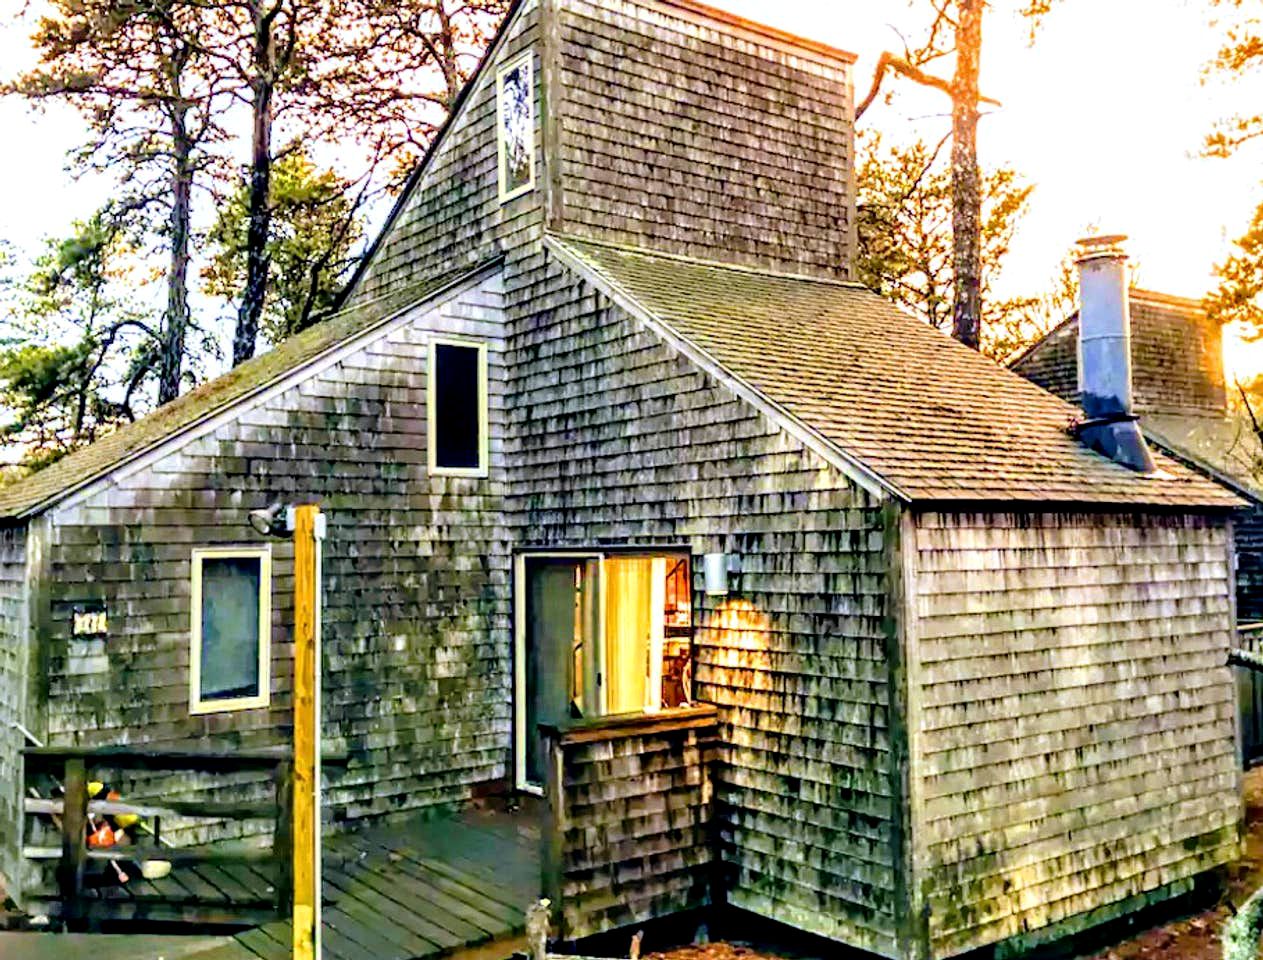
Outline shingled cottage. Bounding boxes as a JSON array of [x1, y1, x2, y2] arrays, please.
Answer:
[[0, 1, 1246, 958]]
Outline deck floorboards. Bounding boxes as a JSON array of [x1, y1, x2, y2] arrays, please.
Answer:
[[231, 799, 541, 960], [7, 800, 541, 960]]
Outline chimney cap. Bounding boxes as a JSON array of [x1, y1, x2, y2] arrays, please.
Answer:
[[1076, 233, 1129, 262]]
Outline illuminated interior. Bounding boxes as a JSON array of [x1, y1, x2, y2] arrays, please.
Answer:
[[522, 550, 694, 784], [524, 551, 692, 732]]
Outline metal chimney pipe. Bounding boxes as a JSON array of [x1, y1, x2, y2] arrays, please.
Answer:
[[1073, 235, 1157, 474]]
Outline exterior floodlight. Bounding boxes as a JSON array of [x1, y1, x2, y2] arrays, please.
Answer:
[[248, 502, 293, 538]]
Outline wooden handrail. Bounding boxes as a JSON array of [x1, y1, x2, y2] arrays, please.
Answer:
[[25, 797, 278, 820], [23, 745, 347, 771], [24, 845, 275, 865]]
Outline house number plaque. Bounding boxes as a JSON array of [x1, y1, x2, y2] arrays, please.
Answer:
[[72, 604, 108, 637]]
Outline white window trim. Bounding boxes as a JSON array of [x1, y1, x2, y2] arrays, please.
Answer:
[[189, 545, 272, 715], [428, 336, 490, 479], [495, 51, 536, 204]]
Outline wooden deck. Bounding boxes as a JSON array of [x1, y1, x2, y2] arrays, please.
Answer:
[[12, 799, 542, 960]]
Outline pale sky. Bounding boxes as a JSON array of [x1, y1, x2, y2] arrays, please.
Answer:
[[1, 0, 1261, 369]]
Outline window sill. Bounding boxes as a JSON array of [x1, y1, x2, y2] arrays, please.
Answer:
[[540, 704, 718, 746], [189, 695, 269, 716], [428, 466, 489, 479]]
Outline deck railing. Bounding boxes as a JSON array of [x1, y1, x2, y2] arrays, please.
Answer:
[[21, 745, 297, 930], [541, 705, 721, 942]]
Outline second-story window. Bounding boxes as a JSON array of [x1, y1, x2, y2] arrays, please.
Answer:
[[429, 338, 489, 477], [496, 52, 535, 202]]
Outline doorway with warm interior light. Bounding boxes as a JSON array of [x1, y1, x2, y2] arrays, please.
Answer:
[[513, 550, 694, 792]]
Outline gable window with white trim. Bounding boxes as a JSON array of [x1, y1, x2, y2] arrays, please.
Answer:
[[428, 338, 489, 477], [496, 52, 535, 202], [190, 547, 271, 714]]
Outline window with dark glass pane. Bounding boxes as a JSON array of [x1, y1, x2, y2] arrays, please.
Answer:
[[200, 556, 262, 701], [434, 343, 481, 470]]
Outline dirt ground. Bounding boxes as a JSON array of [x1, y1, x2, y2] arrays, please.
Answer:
[[650, 767, 1263, 960]]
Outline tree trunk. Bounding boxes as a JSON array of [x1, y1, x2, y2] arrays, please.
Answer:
[[433, 1, 462, 109], [159, 109, 193, 404], [950, 0, 984, 351], [232, 1, 276, 367]]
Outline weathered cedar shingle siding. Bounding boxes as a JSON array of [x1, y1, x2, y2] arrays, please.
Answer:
[[910, 511, 1240, 958], [557, 725, 715, 939], [507, 256, 898, 956], [40, 278, 509, 823], [0, 523, 28, 887], [552, 0, 854, 280], [346, 4, 543, 308]]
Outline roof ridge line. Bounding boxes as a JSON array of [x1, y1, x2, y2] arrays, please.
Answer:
[[1130, 287, 1208, 311], [650, 0, 858, 65], [545, 230, 870, 290]]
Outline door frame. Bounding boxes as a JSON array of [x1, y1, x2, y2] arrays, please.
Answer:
[[513, 551, 607, 794]]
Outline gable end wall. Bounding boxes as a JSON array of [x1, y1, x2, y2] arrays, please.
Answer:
[[38, 276, 510, 833], [346, 0, 544, 309], [508, 252, 899, 956]]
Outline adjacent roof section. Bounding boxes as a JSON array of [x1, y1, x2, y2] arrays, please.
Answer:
[[550, 235, 1243, 509], [1010, 290, 1227, 418], [1144, 413, 1263, 502], [0, 265, 492, 520]]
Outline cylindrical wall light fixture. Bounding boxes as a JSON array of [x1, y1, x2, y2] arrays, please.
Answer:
[[704, 553, 741, 596]]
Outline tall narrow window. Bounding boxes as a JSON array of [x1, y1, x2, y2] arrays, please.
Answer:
[[496, 52, 535, 202], [190, 547, 271, 714], [428, 338, 489, 477]]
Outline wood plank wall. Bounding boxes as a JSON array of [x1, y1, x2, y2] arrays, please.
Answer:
[[39, 278, 509, 831], [0, 523, 28, 890], [552, 0, 854, 281], [507, 254, 900, 957], [550, 720, 717, 940], [911, 511, 1241, 958]]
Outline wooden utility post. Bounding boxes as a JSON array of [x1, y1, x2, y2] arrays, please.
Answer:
[[292, 504, 324, 960]]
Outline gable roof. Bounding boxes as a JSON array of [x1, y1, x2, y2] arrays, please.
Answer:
[[548, 234, 1243, 509], [0, 265, 492, 521]]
